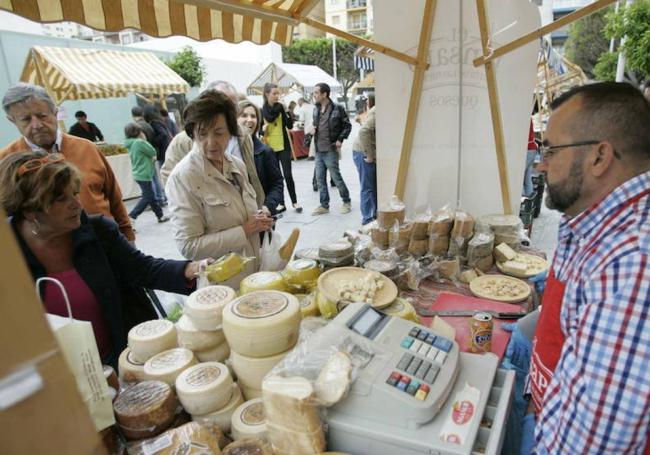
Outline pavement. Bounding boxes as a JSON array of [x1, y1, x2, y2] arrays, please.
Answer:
[[127, 122, 561, 308]]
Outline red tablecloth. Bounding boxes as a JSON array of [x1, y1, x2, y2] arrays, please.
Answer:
[[290, 130, 309, 158]]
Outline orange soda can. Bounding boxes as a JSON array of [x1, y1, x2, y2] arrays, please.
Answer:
[[469, 312, 493, 353]]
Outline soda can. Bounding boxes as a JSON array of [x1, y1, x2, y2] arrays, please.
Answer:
[[469, 312, 493, 353]]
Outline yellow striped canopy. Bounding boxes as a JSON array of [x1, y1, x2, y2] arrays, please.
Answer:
[[21, 46, 189, 103], [0, 0, 320, 46]]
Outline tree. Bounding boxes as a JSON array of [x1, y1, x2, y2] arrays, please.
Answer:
[[283, 38, 360, 105], [564, 8, 610, 79], [164, 47, 206, 87]]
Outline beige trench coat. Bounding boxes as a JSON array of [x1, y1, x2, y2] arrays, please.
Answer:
[[166, 146, 261, 285]]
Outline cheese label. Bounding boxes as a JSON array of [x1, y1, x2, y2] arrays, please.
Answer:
[[185, 365, 222, 387], [149, 348, 192, 371], [291, 259, 316, 270], [195, 287, 232, 305], [247, 272, 283, 286], [132, 320, 171, 338], [233, 293, 288, 319], [241, 402, 265, 426]]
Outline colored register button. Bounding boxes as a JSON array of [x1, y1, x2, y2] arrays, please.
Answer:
[[397, 379, 410, 391], [409, 327, 420, 338], [386, 372, 401, 387], [433, 337, 453, 353], [425, 334, 436, 345], [401, 337, 414, 349], [406, 382, 420, 396], [415, 389, 428, 401]]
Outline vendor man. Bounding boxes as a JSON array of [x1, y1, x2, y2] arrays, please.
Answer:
[[1, 83, 134, 241], [529, 82, 649, 453]]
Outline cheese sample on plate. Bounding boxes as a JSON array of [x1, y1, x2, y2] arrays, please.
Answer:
[[118, 347, 146, 383], [195, 340, 231, 363], [499, 259, 528, 276], [231, 399, 267, 441], [223, 438, 274, 455], [144, 348, 197, 386], [282, 259, 321, 292], [192, 383, 244, 433], [176, 362, 233, 415], [239, 272, 288, 295], [128, 320, 177, 363], [229, 349, 289, 391], [176, 315, 225, 351], [223, 291, 301, 358], [113, 380, 177, 440], [185, 285, 236, 331], [493, 242, 517, 262]]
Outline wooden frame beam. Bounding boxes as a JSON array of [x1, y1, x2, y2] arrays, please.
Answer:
[[476, 0, 512, 214], [393, 0, 437, 199], [178, 0, 297, 26], [473, 0, 616, 67]]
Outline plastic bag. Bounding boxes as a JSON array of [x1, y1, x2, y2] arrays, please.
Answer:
[[377, 195, 406, 229], [126, 422, 222, 455], [260, 231, 288, 271], [200, 252, 254, 287]]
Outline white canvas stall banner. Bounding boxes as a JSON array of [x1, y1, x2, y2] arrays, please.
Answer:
[[375, 0, 540, 216]]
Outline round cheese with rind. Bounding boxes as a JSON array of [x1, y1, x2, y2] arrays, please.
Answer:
[[382, 298, 419, 322], [144, 347, 197, 386], [283, 259, 321, 291], [176, 362, 233, 415], [128, 320, 177, 363], [316, 291, 338, 319], [223, 291, 301, 358], [113, 380, 177, 440], [231, 399, 267, 441], [229, 349, 289, 390], [185, 286, 237, 331], [176, 315, 225, 351], [195, 340, 231, 363], [118, 347, 146, 383], [192, 383, 243, 433], [222, 438, 274, 455], [240, 383, 263, 401], [297, 293, 319, 318], [239, 272, 288, 295]]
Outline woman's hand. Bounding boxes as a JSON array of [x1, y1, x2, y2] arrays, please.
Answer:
[[243, 213, 275, 237], [184, 258, 216, 280]]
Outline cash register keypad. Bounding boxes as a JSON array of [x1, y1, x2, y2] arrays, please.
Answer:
[[386, 326, 453, 401]]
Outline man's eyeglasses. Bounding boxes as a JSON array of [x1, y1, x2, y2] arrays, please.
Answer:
[[17, 153, 65, 176], [539, 140, 600, 161]]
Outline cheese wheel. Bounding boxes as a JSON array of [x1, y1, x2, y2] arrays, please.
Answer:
[[282, 259, 321, 291], [113, 380, 177, 440], [223, 291, 301, 358], [176, 315, 225, 351], [231, 399, 267, 441], [185, 285, 236, 331], [229, 349, 288, 390], [195, 340, 231, 363], [223, 438, 274, 455], [240, 383, 263, 401], [128, 320, 177, 363], [118, 348, 146, 383], [316, 291, 338, 319], [297, 293, 319, 318], [239, 272, 288, 295], [144, 348, 197, 386], [192, 383, 244, 433], [206, 252, 246, 283], [176, 362, 233, 415], [382, 298, 418, 322]]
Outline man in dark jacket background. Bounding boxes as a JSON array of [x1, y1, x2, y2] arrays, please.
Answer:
[[68, 110, 104, 142], [309, 82, 352, 216]]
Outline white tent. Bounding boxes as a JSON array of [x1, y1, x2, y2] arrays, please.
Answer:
[[247, 62, 342, 98]]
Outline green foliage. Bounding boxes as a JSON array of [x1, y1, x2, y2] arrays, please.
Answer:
[[283, 38, 360, 103], [603, 0, 650, 80], [564, 8, 610, 79], [164, 47, 206, 87], [593, 51, 618, 81]]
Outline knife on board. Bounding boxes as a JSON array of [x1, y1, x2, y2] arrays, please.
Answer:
[[418, 309, 527, 319]]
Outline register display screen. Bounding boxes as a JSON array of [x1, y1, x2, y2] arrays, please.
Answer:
[[350, 308, 382, 337]]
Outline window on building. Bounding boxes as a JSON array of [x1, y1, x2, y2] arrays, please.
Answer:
[[332, 15, 340, 25], [347, 12, 367, 30], [121, 34, 132, 44]]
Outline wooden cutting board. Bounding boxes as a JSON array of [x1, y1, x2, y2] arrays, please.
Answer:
[[418, 292, 525, 360]]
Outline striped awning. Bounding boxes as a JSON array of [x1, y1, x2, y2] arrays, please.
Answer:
[[354, 46, 375, 71], [21, 46, 189, 103], [0, 0, 320, 46]]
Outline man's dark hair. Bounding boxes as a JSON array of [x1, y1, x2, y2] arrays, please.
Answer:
[[183, 90, 239, 139], [160, 108, 169, 117], [551, 82, 650, 162], [124, 122, 142, 139], [143, 105, 162, 123], [316, 83, 331, 98], [368, 93, 375, 108], [131, 106, 144, 117], [75, 110, 86, 118]]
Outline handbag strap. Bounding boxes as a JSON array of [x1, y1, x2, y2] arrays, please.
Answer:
[[35, 277, 74, 322]]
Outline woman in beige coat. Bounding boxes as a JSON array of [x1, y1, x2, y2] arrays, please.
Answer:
[[166, 91, 274, 285]]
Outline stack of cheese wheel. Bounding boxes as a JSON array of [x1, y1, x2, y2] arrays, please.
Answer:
[[192, 382, 244, 433], [231, 398, 267, 441], [282, 259, 321, 293], [183, 286, 236, 361], [118, 348, 146, 383], [223, 291, 301, 399], [127, 320, 178, 363], [143, 347, 197, 387], [239, 272, 288, 295]]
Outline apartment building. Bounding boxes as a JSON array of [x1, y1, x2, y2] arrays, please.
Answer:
[[325, 0, 373, 37]]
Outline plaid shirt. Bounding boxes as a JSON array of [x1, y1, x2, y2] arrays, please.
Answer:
[[534, 171, 650, 454]]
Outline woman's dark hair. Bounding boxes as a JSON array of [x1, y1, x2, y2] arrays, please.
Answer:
[[124, 123, 143, 139], [263, 83, 278, 106], [184, 90, 239, 139], [237, 100, 261, 135], [143, 104, 162, 123]]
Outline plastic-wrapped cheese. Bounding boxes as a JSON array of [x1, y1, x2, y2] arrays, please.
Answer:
[[144, 348, 197, 386], [128, 320, 177, 363], [113, 380, 177, 440], [297, 293, 319, 318], [229, 349, 288, 391], [185, 285, 236, 331], [176, 362, 233, 415], [282, 259, 321, 292], [239, 272, 288, 295], [192, 383, 244, 433], [231, 399, 267, 441], [316, 291, 338, 320], [381, 298, 419, 323], [176, 315, 225, 351], [223, 291, 301, 358], [118, 347, 146, 383], [222, 438, 274, 455], [195, 340, 231, 363]]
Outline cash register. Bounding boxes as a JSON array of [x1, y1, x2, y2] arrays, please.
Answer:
[[319, 302, 515, 455]]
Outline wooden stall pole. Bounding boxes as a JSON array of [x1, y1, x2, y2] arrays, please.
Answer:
[[476, 0, 512, 214], [31, 50, 67, 132], [393, 0, 437, 199]]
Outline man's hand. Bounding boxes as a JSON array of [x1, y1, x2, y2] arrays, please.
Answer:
[[243, 213, 275, 236], [184, 258, 216, 280], [261, 205, 271, 216], [307, 125, 316, 135], [364, 156, 375, 163], [335, 140, 342, 152]]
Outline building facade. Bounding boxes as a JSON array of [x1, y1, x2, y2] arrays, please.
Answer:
[[325, 0, 373, 37]]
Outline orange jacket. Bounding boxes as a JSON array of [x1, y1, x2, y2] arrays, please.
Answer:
[[0, 134, 135, 241]]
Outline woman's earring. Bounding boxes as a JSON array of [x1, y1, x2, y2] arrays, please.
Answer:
[[31, 218, 41, 237]]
